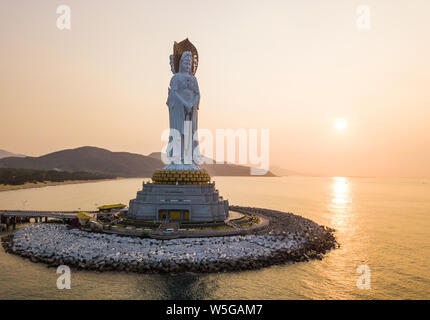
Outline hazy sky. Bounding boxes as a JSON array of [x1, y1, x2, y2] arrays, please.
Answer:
[[1, 0, 429, 177]]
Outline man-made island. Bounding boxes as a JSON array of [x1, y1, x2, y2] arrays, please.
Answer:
[[1, 206, 337, 273]]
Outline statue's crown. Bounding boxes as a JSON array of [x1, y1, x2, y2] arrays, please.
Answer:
[[173, 38, 198, 75]]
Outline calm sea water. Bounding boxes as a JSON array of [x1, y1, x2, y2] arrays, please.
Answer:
[[0, 177, 429, 299]]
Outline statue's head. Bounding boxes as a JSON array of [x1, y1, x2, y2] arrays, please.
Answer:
[[173, 38, 198, 74], [179, 51, 193, 74]]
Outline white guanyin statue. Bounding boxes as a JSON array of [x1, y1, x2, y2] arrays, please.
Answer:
[[127, 39, 229, 222], [165, 39, 202, 170]]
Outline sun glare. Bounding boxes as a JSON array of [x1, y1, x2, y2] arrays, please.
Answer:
[[334, 118, 347, 131]]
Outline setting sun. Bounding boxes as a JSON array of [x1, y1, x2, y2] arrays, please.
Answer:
[[334, 118, 347, 131]]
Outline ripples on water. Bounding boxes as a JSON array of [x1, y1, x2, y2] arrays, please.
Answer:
[[0, 177, 429, 299]]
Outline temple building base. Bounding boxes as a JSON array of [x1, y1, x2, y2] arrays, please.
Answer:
[[128, 171, 229, 222]]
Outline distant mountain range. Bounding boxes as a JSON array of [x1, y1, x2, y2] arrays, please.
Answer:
[[0, 147, 161, 178], [0, 149, 25, 159], [0, 146, 278, 178]]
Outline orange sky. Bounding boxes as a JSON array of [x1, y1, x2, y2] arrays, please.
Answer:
[[1, 0, 429, 177]]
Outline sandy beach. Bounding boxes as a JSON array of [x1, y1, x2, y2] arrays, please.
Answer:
[[0, 178, 121, 192]]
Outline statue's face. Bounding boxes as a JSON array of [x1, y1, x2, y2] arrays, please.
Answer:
[[179, 52, 192, 74]]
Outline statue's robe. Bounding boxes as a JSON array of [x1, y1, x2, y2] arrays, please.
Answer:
[[167, 74, 185, 135], [166, 73, 201, 165]]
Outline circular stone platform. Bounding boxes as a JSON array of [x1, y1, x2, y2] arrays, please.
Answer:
[[1, 206, 337, 273], [225, 210, 244, 221]]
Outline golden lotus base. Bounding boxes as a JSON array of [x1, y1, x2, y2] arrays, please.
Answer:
[[151, 170, 211, 185]]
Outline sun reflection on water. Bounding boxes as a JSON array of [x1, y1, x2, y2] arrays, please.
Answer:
[[329, 177, 353, 231], [332, 177, 351, 205]]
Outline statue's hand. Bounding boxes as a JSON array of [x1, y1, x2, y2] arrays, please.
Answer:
[[185, 102, 193, 112]]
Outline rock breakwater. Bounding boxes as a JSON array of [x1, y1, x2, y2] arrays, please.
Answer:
[[2, 207, 337, 273]]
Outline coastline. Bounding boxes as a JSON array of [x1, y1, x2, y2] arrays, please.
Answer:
[[0, 178, 122, 192]]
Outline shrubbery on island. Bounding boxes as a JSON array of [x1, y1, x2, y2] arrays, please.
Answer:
[[0, 168, 115, 185]]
